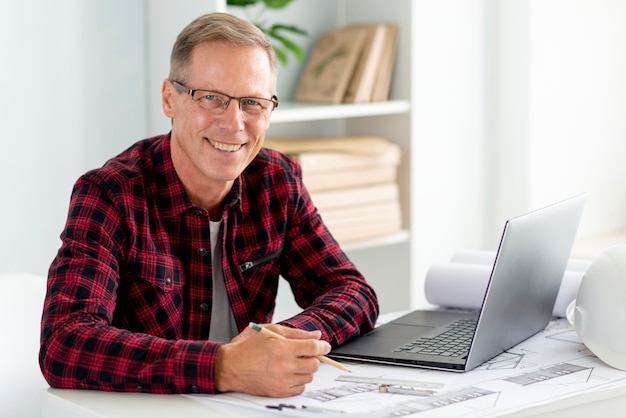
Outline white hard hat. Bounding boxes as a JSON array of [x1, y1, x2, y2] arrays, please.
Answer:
[[567, 242, 626, 370]]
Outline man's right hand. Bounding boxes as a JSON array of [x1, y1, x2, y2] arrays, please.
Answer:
[[214, 324, 331, 397]]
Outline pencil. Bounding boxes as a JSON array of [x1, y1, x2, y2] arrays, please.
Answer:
[[248, 322, 351, 373]]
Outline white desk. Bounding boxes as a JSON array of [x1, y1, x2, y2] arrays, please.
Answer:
[[38, 317, 626, 418], [41, 384, 626, 418], [41, 388, 276, 418]]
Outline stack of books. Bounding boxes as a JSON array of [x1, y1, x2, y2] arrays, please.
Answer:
[[263, 136, 402, 245], [294, 23, 398, 104]]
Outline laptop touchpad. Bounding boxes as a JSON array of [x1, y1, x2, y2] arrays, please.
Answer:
[[366, 324, 432, 340]]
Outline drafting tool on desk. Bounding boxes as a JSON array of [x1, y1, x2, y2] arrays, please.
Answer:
[[378, 385, 436, 396], [335, 374, 444, 390]]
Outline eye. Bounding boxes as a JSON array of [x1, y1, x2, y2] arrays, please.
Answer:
[[194, 91, 227, 109], [242, 98, 261, 107], [201, 93, 219, 101]]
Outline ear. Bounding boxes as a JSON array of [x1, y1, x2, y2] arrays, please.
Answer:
[[162, 79, 175, 118]]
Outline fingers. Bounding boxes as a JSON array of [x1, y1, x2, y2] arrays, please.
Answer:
[[293, 339, 331, 360], [215, 327, 330, 397], [263, 323, 323, 341], [230, 324, 323, 344]]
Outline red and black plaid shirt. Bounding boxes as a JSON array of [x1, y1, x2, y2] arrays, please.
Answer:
[[39, 133, 378, 394]]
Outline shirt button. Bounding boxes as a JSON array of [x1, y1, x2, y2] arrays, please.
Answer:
[[194, 209, 203, 216], [198, 247, 208, 257], [199, 302, 209, 312], [165, 277, 172, 286], [189, 385, 199, 393], [136, 385, 144, 392]]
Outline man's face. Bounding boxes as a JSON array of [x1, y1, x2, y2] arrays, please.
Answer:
[[163, 41, 275, 192]]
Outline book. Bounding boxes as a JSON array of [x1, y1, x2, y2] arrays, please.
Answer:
[[343, 24, 389, 104], [263, 135, 403, 242], [329, 218, 403, 245], [294, 26, 368, 104], [264, 136, 400, 193], [371, 24, 398, 102], [264, 135, 396, 157], [321, 200, 401, 226], [309, 183, 399, 211], [321, 200, 403, 244], [303, 165, 397, 192], [284, 146, 399, 174]]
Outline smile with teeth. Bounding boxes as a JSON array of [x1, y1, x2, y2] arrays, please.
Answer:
[[208, 139, 242, 152]]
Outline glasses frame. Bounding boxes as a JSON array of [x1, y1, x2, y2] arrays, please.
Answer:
[[170, 80, 279, 117]]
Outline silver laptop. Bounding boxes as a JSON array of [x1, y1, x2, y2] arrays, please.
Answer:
[[330, 194, 586, 372]]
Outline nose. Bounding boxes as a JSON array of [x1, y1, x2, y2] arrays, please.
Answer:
[[218, 99, 245, 131], [222, 98, 241, 111]]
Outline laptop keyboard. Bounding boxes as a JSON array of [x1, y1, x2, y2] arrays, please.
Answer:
[[392, 317, 477, 357]]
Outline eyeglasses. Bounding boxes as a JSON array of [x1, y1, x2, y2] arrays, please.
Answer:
[[171, 80, 278, 119]]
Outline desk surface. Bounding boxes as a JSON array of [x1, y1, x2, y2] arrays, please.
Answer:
[[41, 385, 626, 418], [39, 318, 626, 418]]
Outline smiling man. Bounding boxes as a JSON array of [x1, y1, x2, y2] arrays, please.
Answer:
[[39, 13, 378, 398]]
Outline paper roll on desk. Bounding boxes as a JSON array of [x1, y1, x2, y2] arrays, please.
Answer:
[[424, 250, 592, 318]]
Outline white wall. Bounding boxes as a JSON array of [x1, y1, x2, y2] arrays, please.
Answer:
[[407, 0, 626, 307], [528, 0, 626, 243], [146, 0, 224, 136], [490, 0, 626, 259], [2, 0, 626, 297], [409, 1, 489, 307], [0, 0, 147, 276]]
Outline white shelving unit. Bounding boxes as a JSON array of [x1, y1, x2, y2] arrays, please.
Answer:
[[269, 97, 413, 318], [270, 100, 410, 123], [341, 230, 410, 253], [269, 99, 412, 254], [261, 0, 416, 318], [148, 0, 418, 318]]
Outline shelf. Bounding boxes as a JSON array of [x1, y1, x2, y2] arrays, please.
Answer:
[[341, 230, 410, 253], [270, 100, 410, 123]]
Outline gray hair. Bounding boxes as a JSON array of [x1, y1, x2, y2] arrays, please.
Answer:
[[169, 12, 277, 87]]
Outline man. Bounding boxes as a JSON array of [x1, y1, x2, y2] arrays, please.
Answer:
[[39, 12, 378, 398]]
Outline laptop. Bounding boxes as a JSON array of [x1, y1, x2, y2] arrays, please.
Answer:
[[330, 194, 586, 372]]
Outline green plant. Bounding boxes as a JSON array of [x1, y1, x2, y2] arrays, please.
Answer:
[[227, 0, 308, 66]]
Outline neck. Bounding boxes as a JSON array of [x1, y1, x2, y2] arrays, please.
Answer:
[[169, 136, 233, 219], [195, 190, 228, 221]]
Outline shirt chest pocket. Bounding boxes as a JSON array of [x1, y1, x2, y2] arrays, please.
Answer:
[[239, 247, 283, 273], [131, 254, 185, 292]]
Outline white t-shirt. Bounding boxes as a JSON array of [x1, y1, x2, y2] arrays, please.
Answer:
[[208, 220, 238, 343]]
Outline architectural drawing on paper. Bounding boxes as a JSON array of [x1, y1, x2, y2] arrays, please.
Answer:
[[504, 363, 592, 386]]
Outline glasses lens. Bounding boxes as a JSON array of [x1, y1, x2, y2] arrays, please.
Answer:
[[192, 91, 227, 112], [190, 89, 274, 119], [240, 98, 274, 117]]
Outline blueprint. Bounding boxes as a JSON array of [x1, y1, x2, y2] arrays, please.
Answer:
[[186, 318, 626, 417], [423, 249, 591, 318]]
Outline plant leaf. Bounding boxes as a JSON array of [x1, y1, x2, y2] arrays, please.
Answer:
[[268, 23, 308, 36], [273, 47, 288, 66], [225, 0, 308, 67], [226, 0, 261, 7], [270, 33, 306, 63], [261, 0, 294, 9]]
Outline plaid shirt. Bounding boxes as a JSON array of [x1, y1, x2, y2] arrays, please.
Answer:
[[39, 134, 379, 394]]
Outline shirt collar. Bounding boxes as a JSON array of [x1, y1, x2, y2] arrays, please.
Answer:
[[153, 133, 241, 219]]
